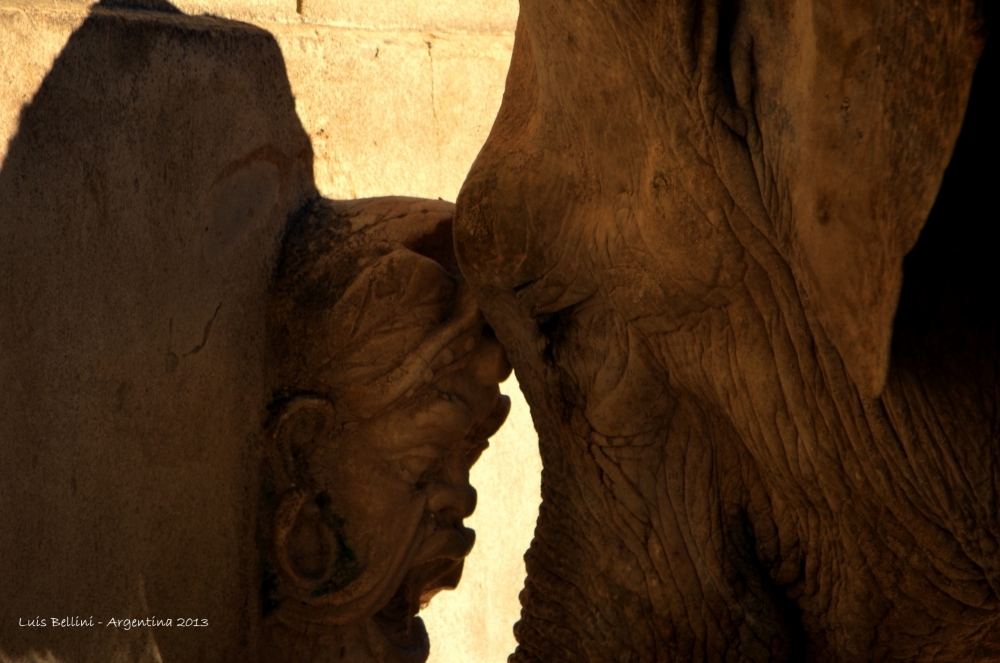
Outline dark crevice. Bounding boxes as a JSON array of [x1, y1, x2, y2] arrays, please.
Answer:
[[513, 276, 542, 294], [535, 311, 562, 338], [714, 0, 740, 106], [725, 511, 808, 661], [184, 301, 222, 357], [535, 309, 571, 368]]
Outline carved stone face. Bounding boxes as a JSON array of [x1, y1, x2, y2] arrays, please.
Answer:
[[291, 344, 509, 661], [263, 197, 511, 663]]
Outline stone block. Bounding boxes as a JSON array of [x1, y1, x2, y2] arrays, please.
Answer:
[[299, 0, 518, 35], [1, 3, 533, 663], [25, 0, 520, 36], [272, 25, 514, 201], [15, 0, 299, 23], [0, 5, 315, 662]]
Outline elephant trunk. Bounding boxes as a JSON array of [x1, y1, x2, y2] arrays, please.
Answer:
[[502, 351, 801, 662]]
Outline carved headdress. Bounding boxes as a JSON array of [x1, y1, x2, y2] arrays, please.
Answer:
[[269, 196, 486, 421]]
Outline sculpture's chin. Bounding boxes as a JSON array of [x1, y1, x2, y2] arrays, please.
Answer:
[[366, 557, 465, 663], [368, 612, 429, 663]]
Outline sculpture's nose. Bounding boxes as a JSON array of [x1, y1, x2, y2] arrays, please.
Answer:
[[426, 478, 478, 525]]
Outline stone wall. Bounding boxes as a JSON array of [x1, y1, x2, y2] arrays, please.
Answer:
[[0, 1, 539, 661], [3, 0, 517, 201]]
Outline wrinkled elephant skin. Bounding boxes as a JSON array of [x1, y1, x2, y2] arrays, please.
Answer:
[[455, 0, 996, 660]]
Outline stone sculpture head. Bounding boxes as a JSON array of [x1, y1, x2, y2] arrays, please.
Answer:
[[261, 197, 511, 663]]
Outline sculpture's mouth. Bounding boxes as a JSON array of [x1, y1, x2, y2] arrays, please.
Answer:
[[369, 557, 465, 662]]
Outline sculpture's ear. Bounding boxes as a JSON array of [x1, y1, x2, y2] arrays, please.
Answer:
[[268, 395, 336, 488], [267, 396, 340, 593], [741, 1, 984, 396]]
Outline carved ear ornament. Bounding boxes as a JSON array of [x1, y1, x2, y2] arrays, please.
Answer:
[[271, 487, 357, 595], [270, 485, 429, 627], [266, 395, 433, 625]]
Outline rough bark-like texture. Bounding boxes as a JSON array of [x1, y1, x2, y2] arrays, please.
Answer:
[[455, 1, 996, 660]]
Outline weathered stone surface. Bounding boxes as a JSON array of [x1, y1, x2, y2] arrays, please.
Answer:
[[0, 6, 314, 662], [1, 3, 515, 204], [11, 0, 297, 23], [29, 0, 518, 32], [0, 1, 531, 661], [273, 27, 513, 201], [298, 0, 517, 35]]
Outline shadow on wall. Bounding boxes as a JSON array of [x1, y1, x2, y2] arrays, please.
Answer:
[[0, 1, 315, 661]]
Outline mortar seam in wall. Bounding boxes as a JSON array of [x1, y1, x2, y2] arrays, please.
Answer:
[[279, 19, 515, 38], [0, 1, 517, 38]]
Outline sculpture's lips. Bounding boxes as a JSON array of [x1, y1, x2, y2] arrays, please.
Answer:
[[412, 526, 475, 567], [369, 529, 473, 662]]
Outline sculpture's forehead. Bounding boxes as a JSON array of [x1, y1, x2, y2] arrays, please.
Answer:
[[331, 196, 456, 252], [319, 252, 452, 353]]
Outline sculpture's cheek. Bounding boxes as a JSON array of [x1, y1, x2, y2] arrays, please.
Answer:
[[319, 462, 428, 568]]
